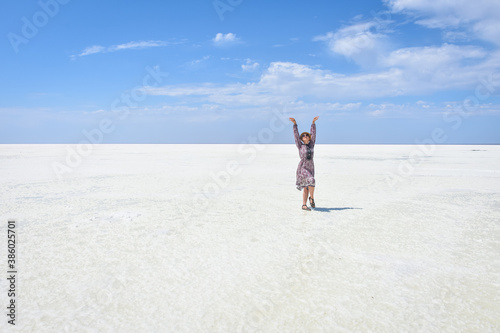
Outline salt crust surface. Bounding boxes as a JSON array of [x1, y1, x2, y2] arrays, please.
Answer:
[[0, 144, 499, 332]]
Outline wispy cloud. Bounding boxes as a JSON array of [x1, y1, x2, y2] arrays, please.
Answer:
[[384, 0, 500, 45], [212, 33, 241, 46], [78, 45, 106, 57], [72, 40, 176, 58], [142, 46, 499, 106], [183, 55, 211, 68], [314, 20, 392, 68], [241, 59, 260, 72]]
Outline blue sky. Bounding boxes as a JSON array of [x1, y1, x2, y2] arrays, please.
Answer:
[[1, 0, 499, 144]]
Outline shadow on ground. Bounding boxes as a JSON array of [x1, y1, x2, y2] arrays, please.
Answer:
[[313, 207, 362, 212]]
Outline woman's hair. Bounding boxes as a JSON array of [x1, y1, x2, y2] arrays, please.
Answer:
[[300, 132, 311, 143]]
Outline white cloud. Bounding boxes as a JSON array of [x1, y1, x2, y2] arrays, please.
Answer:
[[72, 40, 173, 58], [186, 55, 210, 67], [443, 31, 470, 43], [143, 46, 500, 107], [366, 102, 418, 117], [212, 33, 240, 46], [78, 45, 106, 57], [87, 109, 106, 114], [473, 19, 500, 45], [313, 15, 496, 93], [241, 59, 260, 72], [381, 44, 486, 69], [384, 0, 500, 44], [314, 21, 391, 67], [111, 40, 168, 51]]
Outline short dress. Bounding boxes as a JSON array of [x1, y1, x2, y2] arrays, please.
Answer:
[[293, 123, 316, 190]]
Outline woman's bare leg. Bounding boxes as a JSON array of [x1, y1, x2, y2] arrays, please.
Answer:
[[308, 186, 315, 200], [303, 188, 309, 206]]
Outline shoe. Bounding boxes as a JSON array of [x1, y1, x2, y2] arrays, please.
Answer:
[[309, 197, 315, 208], [302, 204, 311, 211]]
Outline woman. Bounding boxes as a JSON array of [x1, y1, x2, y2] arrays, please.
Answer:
[[289, 116, 319, 211]]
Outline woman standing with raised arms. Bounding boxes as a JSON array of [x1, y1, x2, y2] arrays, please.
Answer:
[[289, 116, 319, 211]]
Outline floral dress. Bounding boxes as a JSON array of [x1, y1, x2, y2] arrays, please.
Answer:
[[293, 123, 316, 190]]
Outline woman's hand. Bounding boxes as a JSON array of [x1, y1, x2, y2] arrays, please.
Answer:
[[312, 116, 319, 124], [289, 117, 297, 125]]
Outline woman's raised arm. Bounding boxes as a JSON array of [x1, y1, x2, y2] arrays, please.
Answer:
[[290, 117, 301, 148], [310, 116, 318, 145]]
